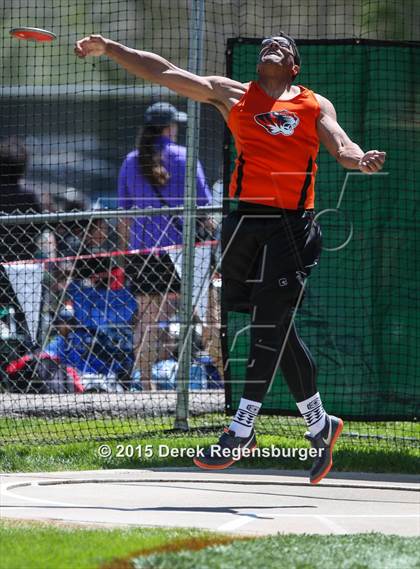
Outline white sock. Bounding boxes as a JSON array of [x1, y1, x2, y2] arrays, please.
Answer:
[[296, 392, 327, 436], [229, 397, 261, 437]]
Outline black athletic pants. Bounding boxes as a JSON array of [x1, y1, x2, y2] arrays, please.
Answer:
[[221, 201, 322, 403]]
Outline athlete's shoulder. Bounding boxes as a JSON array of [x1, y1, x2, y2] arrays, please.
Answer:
[[210, 76, 250, 104], [210, 76, 249, 90], [313, 93, 336, 118]]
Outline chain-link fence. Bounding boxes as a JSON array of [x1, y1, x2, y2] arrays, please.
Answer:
[[0, 0, 418, 446], [0, 205, 225, 441]]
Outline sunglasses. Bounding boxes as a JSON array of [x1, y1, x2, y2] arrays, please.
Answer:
[[261, 37, 296, 57]]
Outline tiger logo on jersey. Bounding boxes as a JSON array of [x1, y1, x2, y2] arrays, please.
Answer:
[[254, 110, 300, 136]]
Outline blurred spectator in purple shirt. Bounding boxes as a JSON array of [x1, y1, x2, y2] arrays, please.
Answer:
[[117, 102, 211, 390], [117, 102, 211, 250]]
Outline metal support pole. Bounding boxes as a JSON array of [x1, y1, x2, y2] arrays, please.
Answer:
[[174, 0, 205, 430]]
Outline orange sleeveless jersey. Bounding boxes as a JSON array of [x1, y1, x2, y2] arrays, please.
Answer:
[[228, 81, 321, 210]]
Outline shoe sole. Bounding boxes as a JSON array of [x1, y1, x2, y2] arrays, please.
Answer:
[[310, 419, 344, 485], [193, 443, 257, 471]]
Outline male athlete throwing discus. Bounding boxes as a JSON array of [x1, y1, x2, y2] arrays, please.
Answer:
[[75, 32, 386, 484]]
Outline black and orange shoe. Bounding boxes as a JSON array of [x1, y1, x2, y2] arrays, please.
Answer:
[[193, 427, 257, 470], [305, 414, 344, 484]]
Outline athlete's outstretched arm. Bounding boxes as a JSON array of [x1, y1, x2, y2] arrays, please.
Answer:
[[74, 35, 242, 111], [316, 94, 386, 173]]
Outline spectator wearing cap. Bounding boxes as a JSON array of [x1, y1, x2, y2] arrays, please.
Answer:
[[117, 102, 211, 390]]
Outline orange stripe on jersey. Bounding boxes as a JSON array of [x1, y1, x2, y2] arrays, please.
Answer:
[[228, 82, 320, 210]]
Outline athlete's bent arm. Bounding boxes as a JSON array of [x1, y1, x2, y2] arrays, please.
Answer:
[[316, 94, 386, 173], [74, 35, 243, 117]]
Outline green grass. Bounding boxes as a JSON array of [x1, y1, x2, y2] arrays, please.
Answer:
[[1, 522, 418, 569], [1, 415, 418, 445], [0, 416, 418, 475], [133, 533, 420, 569], [1, 432, 419, 474], [0, 520, 232, 569]]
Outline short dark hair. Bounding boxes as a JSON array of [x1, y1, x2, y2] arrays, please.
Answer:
[[279, 32, 300, 66], [0, 137, 28, 185]]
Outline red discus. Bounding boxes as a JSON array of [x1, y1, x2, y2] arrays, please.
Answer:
[[10, 27, 56, 43]]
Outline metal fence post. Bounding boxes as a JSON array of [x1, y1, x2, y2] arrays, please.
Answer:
[[174, 0, 205, 430]]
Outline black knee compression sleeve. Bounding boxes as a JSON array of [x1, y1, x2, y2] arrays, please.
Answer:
[[278, 321, 318, 402], [242, 293, 318, 403]]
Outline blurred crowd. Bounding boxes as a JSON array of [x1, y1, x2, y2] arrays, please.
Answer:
[[0, 103, 224, 394]]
